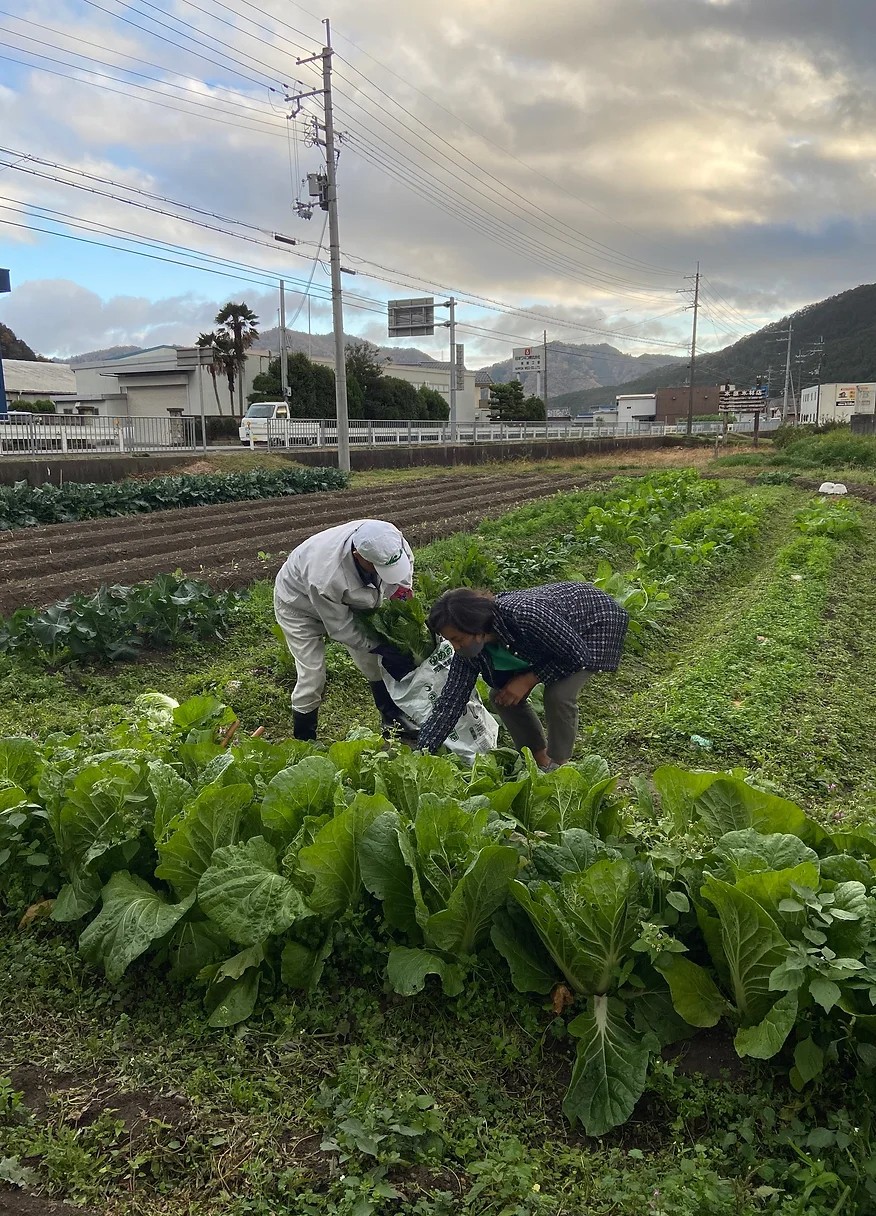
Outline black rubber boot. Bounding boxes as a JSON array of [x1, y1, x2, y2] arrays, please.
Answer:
[[370, 682, 418, 741], [292, 708, 319, 741]]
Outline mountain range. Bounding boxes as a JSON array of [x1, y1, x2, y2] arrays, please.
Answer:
[[551, 282, 876, 414]]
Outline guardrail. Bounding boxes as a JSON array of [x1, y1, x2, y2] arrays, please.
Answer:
[[0, 412, 780, 456]]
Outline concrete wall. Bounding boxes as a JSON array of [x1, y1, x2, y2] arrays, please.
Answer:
[[0, 434, 671, 486]]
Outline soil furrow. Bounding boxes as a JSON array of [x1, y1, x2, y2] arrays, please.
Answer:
[[0, 475, 587, 612], [0, 473, 576, 579]]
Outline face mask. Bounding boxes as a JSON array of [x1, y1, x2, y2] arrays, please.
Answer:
[[457, 640, 485, 659]]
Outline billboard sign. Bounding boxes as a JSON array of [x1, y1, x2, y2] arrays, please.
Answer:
[[836, 385, 857, 407], [455, 343, 465, 390], [513, 345, 543, 373], [388, 297, 435, 338]]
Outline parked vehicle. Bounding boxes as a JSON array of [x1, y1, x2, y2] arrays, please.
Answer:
[[239, 402, 320, 446]]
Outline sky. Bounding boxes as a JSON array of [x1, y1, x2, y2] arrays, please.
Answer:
[[1, 0, 875, 367]]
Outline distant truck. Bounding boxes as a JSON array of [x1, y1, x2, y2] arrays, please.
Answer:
[[238, 402, 320, 446]]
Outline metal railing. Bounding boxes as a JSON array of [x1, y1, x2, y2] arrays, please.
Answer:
[[0, 413, 199, 454], [259, 416, 781, 448], [0, 411, 780, 456]]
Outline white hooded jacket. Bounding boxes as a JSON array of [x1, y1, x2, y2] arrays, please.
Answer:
[[274, 519, 414, 651]]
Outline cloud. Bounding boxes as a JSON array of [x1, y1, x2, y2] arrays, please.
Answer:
[[1, 0, 876, 364]]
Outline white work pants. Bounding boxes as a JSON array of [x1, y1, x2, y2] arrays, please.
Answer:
[[274, 591, 383, 713]]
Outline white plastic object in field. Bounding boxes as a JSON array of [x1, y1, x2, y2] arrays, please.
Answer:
[[818, 482, 848, 495], [380, 640, 499, 763]]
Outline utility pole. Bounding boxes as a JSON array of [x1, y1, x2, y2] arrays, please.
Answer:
[[288, 20, 349, 472], [279, 280, 288, 402], [440, 296, 458, 441], [780, 320, 794, 423], [543, 330, 549, 414], [685, 262, 700, 435]]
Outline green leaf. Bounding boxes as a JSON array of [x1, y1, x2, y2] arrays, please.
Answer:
[[528, 829, 612, 884], [666, 890, 690, 914], [260, 757, 338, 843], [512, 859, 639, 996], [359, 811, 425, 936], [809, 975, 841, 1013], [172, 695, 230, 731], [426, 845, 518, 956], [148, 760, 193, 844], [713, 829, 819, 875], [652, 765, 721, 833], [198, 836, 310, 946], [386, 946, 465, 997], [52, 865, 102, 922], [205, 969, 261, 1028], [280, 936, 334, 992], [298, 791, 393, 919], [79, 872, 195, 983], [155, 783, 253, 897], [793, 1036, 825, 1085], [735, 863, 821, 920], [701, 875, 788, 1023], [656, 954, 727, 1028], [695, 777, 824, 846], [0, 738, 41, 791], [735, 991, 798, 1059], [166, 918, 230, 981], [490, 909, 557, 995], [529, 760, 616, 836], [564, 995, 652, 1137], [414, 794, 491, 904]]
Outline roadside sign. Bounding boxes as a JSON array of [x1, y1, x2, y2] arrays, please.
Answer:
[[388, 297, 435, 338], [513, 345, 543, 373], [455, 343, 465, 390]]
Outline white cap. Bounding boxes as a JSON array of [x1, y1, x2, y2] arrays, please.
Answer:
[[352, 520, 413, 587]]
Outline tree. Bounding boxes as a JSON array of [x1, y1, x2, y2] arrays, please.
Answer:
[[249, 352, 336, 417], [345, 339, 386, 392], [417, 384, 449, 421], [196, 330, 234, 416], [0, 322, 38, 360], [215, 302, 259, 419], [489, 381, 546, 422]]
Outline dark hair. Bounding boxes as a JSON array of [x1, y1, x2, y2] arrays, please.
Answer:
[[428, 588, 496, 635]]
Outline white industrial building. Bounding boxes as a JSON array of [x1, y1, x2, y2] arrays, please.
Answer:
[[9, 345, 486, 423], [1, 359, 76, 404], [799, 383, 876, 424]]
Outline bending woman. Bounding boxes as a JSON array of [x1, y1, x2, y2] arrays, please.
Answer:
[[418, 583, 629, 769]]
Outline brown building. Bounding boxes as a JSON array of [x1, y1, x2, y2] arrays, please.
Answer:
[[655, 386, 720, 423]]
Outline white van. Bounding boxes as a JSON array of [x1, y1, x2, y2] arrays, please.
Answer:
[[239, 402, 320, 446]]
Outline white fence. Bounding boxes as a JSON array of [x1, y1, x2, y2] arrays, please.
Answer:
[[0, 412, 779, 456]]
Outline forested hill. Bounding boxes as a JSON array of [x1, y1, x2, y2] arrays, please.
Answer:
[[551, 282, 876, 413]]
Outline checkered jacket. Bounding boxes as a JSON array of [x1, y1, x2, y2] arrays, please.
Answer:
[[418, 582, 629, 753]]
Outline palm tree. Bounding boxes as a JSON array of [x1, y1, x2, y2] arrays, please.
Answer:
[[196, 331, 233, 417], [215, 302, 259, 420]]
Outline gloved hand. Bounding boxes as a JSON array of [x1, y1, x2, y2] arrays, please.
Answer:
[[389, 586, 414, 601], [370, 643, 417, 681]]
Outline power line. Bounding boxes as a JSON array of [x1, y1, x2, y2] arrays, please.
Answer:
[[0, 48, 289, 138], [78, 0, 283, 92]]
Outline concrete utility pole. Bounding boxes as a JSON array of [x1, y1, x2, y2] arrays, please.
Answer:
[[440, 297, 458, 441], [289, 20, 349, 472], [686, 262, 700, 435], [543, 330, 549, 413], [783, 321, 798, 425], [279, 280, 288, 402]]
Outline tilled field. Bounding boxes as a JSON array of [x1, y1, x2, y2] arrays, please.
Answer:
[[0, 471, 589, 612]]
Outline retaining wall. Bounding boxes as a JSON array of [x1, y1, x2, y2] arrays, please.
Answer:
[[0, 435, 672, 486]]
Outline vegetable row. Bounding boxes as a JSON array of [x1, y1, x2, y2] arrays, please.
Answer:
[[0, 465, 347, 531], [3, 692, 875, 1138]]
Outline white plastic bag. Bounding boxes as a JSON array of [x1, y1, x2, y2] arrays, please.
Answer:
[[381, 640, 498, 763]]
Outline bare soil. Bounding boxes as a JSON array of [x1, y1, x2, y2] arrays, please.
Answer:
[[0, 471, 591, 613]]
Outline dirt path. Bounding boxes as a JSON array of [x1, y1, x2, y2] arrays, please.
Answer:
[[0, 471, 591, 612]]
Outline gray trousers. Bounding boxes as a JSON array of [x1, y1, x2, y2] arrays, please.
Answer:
[[488, 671, 590, 763]]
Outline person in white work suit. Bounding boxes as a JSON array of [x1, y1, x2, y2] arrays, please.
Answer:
[[274, 518, 417, 740]]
